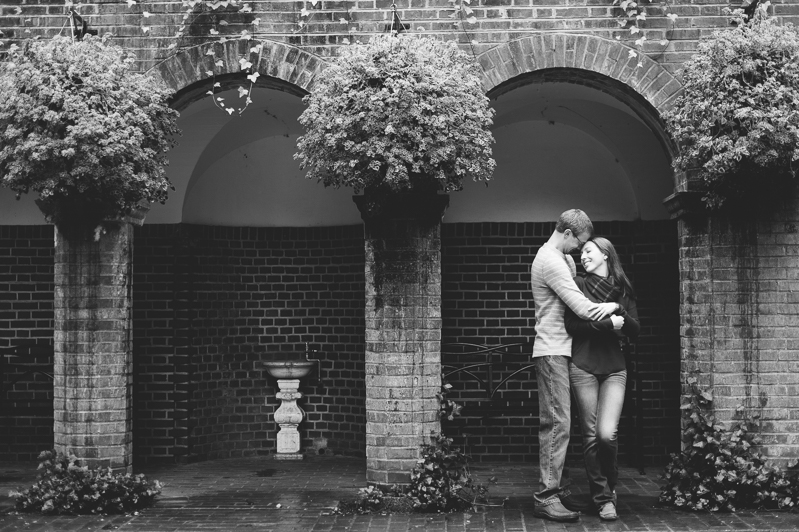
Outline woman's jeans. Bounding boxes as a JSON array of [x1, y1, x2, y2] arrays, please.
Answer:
[[534, 355, 572, 501], [569, 363, 627, 507]]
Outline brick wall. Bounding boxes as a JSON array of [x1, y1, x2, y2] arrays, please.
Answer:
[[3, 0, 799, 79], [0, 220, 680, 466], [440, 220, 681, 467], [132, 224, 366, 464], [0, 347, 54, 462], [132, 224, 183, 462], [678, 192, 799, 465], [0, 225, 55, 462]]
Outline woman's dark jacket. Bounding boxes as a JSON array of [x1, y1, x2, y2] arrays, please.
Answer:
[[564, 274, 640, 374]]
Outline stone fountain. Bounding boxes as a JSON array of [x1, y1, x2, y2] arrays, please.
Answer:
[[260, 356, 316, 461]]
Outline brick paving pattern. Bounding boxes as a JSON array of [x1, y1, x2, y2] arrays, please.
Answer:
[[2, 456, 799, 531]]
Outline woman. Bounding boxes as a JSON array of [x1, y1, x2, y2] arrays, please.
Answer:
[[564, 237, 640, 521]]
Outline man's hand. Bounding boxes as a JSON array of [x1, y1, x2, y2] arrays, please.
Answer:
[[588, 302, 618, 321]]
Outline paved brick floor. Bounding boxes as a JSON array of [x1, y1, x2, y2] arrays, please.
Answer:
[[2, 456, 799, 531]]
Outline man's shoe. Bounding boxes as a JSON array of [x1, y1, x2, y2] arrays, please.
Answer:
[[599, 502, 618, 521], [559, 490, 592, 512], [533, 496, 580, 523]]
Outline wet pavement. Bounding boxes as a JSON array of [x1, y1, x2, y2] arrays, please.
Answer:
[[2, 456, 799, 531]]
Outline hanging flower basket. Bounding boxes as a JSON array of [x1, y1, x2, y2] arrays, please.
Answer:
[[0, 35, 180, 229], [663, 15, 799, 211], [294, 34, 496, 201]]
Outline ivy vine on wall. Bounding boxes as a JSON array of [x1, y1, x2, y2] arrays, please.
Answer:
[[4, 0, 760, 116]]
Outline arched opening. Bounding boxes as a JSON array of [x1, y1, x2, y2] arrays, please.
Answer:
[[147, 80, 360, 226], [449, 68, 675, 223], [132, 80, 367, 464], [440, 69, 680, 469], [0, 57, 680, 468]]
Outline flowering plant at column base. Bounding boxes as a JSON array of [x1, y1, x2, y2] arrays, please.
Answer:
[[294, 34, 495, 200], [406, 433, 496, 512], [0, 35, 180, 228], [10, 450, 162, 515], [659, 378, 799, 512], [663, 14, 799, 211]]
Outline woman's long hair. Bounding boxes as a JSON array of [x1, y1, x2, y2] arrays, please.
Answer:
[[589, 236, 635, 299]]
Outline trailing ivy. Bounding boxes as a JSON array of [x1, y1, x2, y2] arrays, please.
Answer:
[[10, 450, 162, 515], [406, 432, 495, 512], [335, 378, 496, 515], [659, 378, 799, 512]]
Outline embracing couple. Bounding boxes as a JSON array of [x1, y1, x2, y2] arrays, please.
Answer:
[[530, 208, 640, 523]]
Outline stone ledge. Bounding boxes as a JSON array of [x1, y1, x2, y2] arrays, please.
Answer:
[[663, 190, 704, 221]]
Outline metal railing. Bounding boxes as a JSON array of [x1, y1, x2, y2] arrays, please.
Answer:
[[442, 341, 646, 473], [0, 344, 54, 398], [442, 342, 534, 399]]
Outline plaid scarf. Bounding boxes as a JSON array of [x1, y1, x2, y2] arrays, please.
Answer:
[[583, 273, 621, 304]]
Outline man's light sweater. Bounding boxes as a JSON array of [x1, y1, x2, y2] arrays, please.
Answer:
[[531, 244, 599, 358]]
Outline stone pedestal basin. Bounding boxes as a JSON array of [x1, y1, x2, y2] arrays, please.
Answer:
[[262, 360, 315, 379], [259, 359, 317, 460]]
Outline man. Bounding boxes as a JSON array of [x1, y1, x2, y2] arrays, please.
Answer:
[[531, 209, 620, 522]]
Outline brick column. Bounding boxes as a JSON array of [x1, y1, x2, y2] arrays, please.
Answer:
[[667, 180, 799, 464], [53, 208, 147, 472], [354, 193, 449, 485], [676, 216, 761, 408]]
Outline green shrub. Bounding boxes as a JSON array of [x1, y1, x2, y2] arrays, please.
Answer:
[[10, 450, 162, 515], [0, 35, 179, 226], [357, 485, 389, 512], [295, 34, 495, 196], [407, 433, 492, 512], [334, 379, 495, 515], [659, 379, 799, 512]]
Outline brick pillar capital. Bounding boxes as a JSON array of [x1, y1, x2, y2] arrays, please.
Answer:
[[35, 198, 150, 231], [663, 170, 704, 221], [353, 192, 449, 227]]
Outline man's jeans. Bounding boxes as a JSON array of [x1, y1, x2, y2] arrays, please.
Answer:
[[569, 363, 627, 507], [534, 355, 572, 500]]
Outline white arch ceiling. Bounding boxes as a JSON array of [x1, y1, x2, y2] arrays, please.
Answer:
[[449, 80, 674, 222]]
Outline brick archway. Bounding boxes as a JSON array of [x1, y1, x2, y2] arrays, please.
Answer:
[[152, 39, 327, 107], [478, 33, 682, 181], [477, 34, 682, 115]]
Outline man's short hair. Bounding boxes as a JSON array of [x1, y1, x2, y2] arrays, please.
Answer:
[[555, 209, 593, 237]]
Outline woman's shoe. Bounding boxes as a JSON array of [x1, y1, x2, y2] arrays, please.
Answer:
[[599, 502, 617, 521]]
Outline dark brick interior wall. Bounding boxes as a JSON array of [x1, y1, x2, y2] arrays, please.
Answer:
[[133, 224, 366, 464], [1, 220, 678, 466], [440, 220, 681, 467], [0, 225, 55, 462], [132, 224, 183, 462]]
